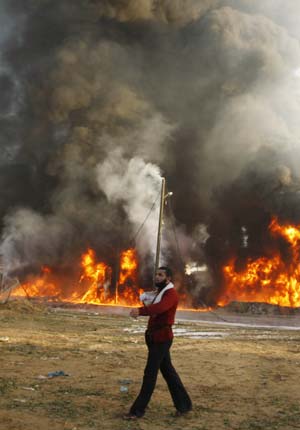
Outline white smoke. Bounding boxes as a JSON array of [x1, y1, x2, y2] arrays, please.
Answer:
[[96, 149, 162, 258]]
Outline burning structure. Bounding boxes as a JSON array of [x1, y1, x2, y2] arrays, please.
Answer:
[[1, 1, 300, 309]]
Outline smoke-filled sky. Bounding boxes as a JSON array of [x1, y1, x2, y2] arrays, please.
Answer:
[[1, 0, 300, 289]]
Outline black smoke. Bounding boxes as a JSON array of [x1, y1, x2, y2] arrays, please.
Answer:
[[1, 1, 300, 304]]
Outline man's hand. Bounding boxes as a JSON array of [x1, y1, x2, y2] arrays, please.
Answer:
[[130, 308, 139, 318]]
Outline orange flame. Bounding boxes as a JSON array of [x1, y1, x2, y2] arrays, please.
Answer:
[[12, 248, 141, 307], [220, 217, 300, 307], [116, 248, 142, 305], [12, 266, 61, 299], [73, 248, 113, 304]]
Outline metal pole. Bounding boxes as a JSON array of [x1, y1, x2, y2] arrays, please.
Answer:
[[154, 177, 166, 275]]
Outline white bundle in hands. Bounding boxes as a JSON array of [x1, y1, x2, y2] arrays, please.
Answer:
[[140, 290, 157, 306]]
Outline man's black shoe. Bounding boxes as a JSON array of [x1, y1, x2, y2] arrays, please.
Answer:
[[123, 411, 144, 420], [174, 408, 192, 417]]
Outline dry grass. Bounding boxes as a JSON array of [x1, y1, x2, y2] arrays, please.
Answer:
[[0, 300, 300, 430]]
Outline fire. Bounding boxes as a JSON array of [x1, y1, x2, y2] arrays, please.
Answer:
[[220, 217, 300, 307], [116, 248, 143, 305], [119, 249, 138, 285], [12, 266, 61, 299], [13, 218, 300, 310], [12, 248, 141, 306], [72, 248, 113, 304]]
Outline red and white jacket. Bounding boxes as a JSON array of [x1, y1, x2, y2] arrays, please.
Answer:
[[138, 283, 178, 343]]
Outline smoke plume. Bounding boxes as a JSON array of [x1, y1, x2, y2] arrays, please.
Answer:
[[1, 1, 300, 304]]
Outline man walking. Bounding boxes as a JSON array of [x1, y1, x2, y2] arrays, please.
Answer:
[[125, 266, 192, 419]]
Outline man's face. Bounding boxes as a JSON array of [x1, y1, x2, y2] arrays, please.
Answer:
[[155, 270, 170, 287]]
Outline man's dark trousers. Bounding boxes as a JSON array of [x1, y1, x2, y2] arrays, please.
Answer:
[[130, 334, 192, 416]]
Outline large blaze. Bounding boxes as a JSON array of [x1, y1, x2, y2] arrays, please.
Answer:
[[12, 248, 141, 306], [11, 218, 300, 309], [219, 217, 300, 307]]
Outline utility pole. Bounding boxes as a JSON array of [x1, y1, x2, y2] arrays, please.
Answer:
[[155, 178, 166, 274], [154, 178, 173, 276]]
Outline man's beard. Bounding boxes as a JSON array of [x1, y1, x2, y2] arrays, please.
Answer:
[[155, 279, 168, 290]]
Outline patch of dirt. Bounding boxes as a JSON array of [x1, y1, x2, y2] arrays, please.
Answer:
[[0, 301, 300, 430]]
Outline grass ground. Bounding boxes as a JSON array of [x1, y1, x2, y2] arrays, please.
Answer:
[[0, 300, 300, 430]]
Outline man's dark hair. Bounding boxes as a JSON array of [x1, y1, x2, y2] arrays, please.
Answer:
[[158, 266, 172, 278]]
